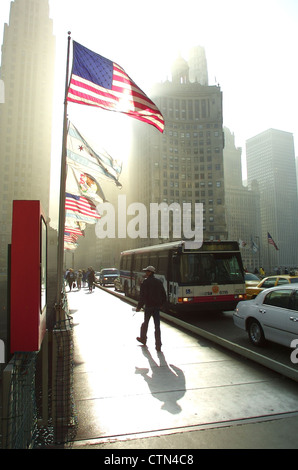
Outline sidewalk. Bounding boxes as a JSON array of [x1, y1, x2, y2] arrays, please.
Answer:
[[68, 287, 298, 449]]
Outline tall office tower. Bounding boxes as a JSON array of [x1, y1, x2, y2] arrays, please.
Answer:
[[128, 48, 227, 247], [188, 46, 209, 86], [246, 129, 298, 270], [223, 127, 261, 271], [223, 127, 243, 188], [0, 0, 55, 274]]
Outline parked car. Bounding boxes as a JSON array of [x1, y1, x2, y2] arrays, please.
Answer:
[[246, 275, 298, 300], [99, 268, 119, 286], [114, 277, 123, 292], [233, 285, 298, 347]]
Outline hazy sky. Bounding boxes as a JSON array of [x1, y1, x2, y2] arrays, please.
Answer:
[[1, 0, 298, 223]]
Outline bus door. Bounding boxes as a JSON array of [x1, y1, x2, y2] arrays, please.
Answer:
[[133, 253, 144, 298], [168, 254, 179, 305]]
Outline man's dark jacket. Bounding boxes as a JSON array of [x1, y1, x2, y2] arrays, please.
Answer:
[[137, 275, 166, 309]]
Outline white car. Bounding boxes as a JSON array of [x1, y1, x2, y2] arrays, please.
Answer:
[[233, 285, 298, 348]]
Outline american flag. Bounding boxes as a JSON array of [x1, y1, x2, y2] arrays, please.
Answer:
[[64, 224, 85, 251], [64, 224, 85, 238], [65, 192, 101, 221], [64, 241, 78, 251], [64, 231, 78, 244], [67, 41, 164, 133], [267, 232, 279, 250]]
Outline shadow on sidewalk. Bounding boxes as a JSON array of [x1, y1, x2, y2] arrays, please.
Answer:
[[135, 347, 186, 415]]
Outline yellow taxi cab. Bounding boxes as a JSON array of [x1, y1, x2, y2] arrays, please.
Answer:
[[245, 272, 260, 288], [246, 275, 298, 300]]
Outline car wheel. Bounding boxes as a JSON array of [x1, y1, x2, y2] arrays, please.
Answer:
[[248, 319, 265, 346]]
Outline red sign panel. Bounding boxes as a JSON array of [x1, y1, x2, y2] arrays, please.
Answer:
[[10, 200, 47, 352]]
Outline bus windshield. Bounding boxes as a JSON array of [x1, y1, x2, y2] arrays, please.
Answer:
[[180, 253, 244, 285]]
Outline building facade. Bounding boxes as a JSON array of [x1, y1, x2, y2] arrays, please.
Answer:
[[128, 48, 227, 248], [0, 0, 55, 274], [246, 129, 298, 270], [0, 0, 56, 349], [223, 127, 262, 271]]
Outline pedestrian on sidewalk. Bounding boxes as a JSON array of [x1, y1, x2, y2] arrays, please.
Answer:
[[82, 269, 87, 287], [87, 267, 96, 292], [66, 268, 76, 292], [77, 269, 83, 290], [136, 266, 166, 351]]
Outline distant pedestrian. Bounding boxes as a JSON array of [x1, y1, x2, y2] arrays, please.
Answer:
[[136, 266, 166, 351], [77, 269, 83, 290], [87, 268, 96, 292], [82, 269, 87, 287], [66, 269, 76, 292]]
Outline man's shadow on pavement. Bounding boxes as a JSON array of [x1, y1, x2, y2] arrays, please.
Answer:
[[135, 347, 186, 414]]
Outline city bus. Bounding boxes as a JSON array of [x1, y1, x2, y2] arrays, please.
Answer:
[[119, 240, 246, 313]]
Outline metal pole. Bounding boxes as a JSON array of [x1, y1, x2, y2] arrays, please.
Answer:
[[40, 331, 48, 426], [255, 235, 260, 269], [56, 32, 72, 310]]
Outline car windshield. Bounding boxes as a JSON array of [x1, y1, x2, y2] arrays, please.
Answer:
[[102, 269, 119, 275], [245, 273, 259, 280], [261, 278, 277, 288]]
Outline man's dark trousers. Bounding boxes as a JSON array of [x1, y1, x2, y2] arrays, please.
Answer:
[[140, 306, 162, 349]]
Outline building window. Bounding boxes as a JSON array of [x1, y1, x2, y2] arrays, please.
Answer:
[[195, 100, 200, 119]]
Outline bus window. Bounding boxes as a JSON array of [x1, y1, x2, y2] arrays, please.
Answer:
[[180, 254, 214, 284], [135, 254, 143, 273], [150, 255, 158, 272], [180, 253, 243, 285], [215, 254, 243, 283], [158, 253, 168, 276], [122, 254, 130, 272]]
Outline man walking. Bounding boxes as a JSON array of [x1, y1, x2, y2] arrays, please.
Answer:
[[136, 266, 166, 351]]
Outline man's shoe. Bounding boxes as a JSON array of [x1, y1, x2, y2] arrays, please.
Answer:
[[136, 337, 146, 346]]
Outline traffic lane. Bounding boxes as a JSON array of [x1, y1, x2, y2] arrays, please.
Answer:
[[183, 310, 296, 367], [97, 286, 298, 380]]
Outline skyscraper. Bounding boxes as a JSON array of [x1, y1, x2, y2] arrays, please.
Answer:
[[223, 127, 261, 271], [188, 46, 208, 86], [246, 129, 298, 269], [0, 0, 55, 273], [128, 47, 227, 246]]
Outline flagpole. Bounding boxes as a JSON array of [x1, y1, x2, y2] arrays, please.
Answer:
[[267, 238, 270, 274], [56, 31, 72, 314]]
